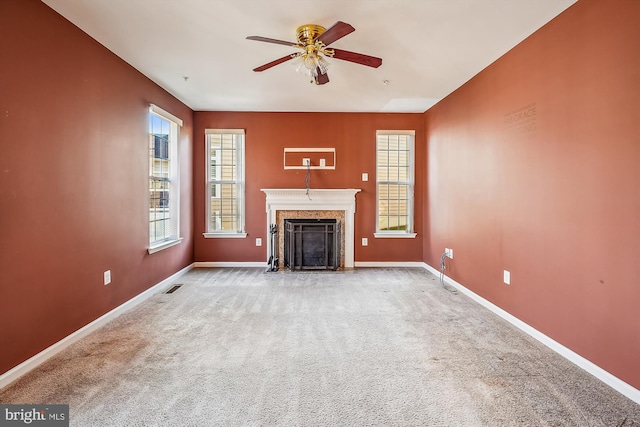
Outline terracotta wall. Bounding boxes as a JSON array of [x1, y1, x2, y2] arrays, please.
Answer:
[[424, 0, 640, 388], [0, 1, 193, 375], [193, 112, 425, 263]]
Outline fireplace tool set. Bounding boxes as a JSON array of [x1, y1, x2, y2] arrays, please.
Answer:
[[267, 224, 279, 271]]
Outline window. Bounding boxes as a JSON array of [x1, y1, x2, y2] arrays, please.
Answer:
[[375, 130, 416, 238], [148, 104, 183, 253], [204, 129, 246, 238]]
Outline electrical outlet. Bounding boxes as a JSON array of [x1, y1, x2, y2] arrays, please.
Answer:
[[302, 158, 310, 166], [446, 248, 453, 259], [362, 173, 368, 181], [504, 270, 511, 285], [103, 270, 111, 286], [320, 158, 326, 167], [256, 238, 262, 246], [362, 237, 368, 246]]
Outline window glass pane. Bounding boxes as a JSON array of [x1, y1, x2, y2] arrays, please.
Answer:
[[378, 184, 389, 199], [206, 132, 244, 233], [210, 196, 222, 212], [398, 166, 409, 181], [398, 136, 409, 151], [376, 131, 414, 233], [398, 199, 408, 215], [149, 109, 180, 246], [388, 136, 398, 150], [398, 185, 408, 199]]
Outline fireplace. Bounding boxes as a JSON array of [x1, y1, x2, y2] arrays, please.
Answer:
[[261, 189, 361, 269], [284, 219, 341, 270]]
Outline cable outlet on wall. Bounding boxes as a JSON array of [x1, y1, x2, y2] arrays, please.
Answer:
[[103, 270, 111, 286], [445, 248, 453, 259]]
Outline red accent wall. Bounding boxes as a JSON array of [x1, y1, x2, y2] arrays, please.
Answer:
[[193, 112, 425, 263], [0, 1, 193, 375], [424, 0, 640, 388]]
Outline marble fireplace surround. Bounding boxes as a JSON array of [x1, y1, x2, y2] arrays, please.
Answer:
[[261, 189, 361, 269]]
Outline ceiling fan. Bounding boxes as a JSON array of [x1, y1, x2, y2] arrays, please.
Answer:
[[247, 21, 382, 85]]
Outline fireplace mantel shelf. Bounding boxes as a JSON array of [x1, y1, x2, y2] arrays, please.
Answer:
[[261, 188, 361, 202], [261, 188, 361, 268]]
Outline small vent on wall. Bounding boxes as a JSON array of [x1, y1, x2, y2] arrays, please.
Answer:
[[164, 284, 183, 294]]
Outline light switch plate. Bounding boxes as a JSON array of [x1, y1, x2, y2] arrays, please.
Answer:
[[104, 270, 111, 285], [504, 270, 511, 285]]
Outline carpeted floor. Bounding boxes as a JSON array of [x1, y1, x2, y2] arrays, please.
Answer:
[[1, 267, 639, 426]]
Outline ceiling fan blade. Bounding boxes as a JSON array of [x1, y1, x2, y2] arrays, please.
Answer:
[[315, 70, 330, 85], [332, 48, 382, 68], [253, 54, 297, 72], [246, 36, 300, 47], [316, 21, 355, 46]]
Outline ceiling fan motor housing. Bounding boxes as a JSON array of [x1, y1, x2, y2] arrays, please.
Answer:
[[296, 24, 326, 46]]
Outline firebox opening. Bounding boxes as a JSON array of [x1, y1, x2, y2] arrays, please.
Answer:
[[284, 219, 341, 271]]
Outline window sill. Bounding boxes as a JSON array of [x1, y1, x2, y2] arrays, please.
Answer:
[[374, 233, 417, 239], [148, 238, 183, 254], [203, 232, 248, 239]]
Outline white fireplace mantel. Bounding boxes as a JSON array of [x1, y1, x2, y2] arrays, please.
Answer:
[[261, 188, 361, 268]]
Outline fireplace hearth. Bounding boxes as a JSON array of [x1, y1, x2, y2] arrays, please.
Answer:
[[284, 219, 340, 271]]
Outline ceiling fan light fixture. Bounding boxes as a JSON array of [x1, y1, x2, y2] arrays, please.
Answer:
[[292, 51, 330, 81], [303, 52, 318, 71], [316, 55, 330, 75]]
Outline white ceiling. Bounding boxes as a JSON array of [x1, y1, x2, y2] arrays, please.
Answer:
[[42, 0, 577, 113]]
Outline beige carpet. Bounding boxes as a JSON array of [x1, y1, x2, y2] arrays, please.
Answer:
[[1, 267, 639, 426]]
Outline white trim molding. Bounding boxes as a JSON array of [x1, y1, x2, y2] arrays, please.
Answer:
[[148, 237, 183, 254], [356, 261, 425, 268], [149, 104, 183, 127], [373, 233, 417, 239], [421, 262, 640, 405], [261, 188, 361, 268], [193, 262, 265, 268], [202, 233, 247, 239], [0, 264, 194, 390]]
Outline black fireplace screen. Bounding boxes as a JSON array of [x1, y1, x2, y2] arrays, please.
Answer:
[[284, 219, 341, 271]]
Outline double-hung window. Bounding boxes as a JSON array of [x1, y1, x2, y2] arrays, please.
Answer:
[[375, 130, 417, 238], [204, 129, 246, 238], [148, 104, 182, 253]]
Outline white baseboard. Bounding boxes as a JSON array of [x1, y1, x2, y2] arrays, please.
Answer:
[[0, 263, 194, 391], [421, 262, 640, 405], [196, 261, 424, 269], [193, 261, 266, 268], [355, 261, 426, 268]]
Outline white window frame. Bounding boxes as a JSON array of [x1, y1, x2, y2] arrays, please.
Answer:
[[148, 104, 183, 253], [374, 130, 417, 239], [203, 129, 246, 238]]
